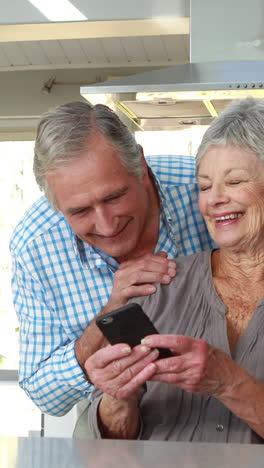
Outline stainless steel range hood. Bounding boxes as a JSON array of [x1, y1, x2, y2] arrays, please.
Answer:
[[81, 61, 264, 131]]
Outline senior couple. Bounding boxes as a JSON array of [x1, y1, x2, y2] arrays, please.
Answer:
[[11, 97, 264, 443]]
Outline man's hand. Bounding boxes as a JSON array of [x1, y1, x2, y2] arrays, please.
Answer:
[[107, 251, 176, 311]]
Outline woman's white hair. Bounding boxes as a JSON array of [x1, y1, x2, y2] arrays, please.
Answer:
[[196, 97, 264, 170]]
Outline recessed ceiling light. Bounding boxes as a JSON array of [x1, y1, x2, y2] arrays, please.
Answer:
[[28, 0, 87, 22]]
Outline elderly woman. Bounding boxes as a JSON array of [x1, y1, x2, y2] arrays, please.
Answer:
[[84, 97, 264, 443]]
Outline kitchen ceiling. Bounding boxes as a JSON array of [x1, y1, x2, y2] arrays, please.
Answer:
[[1, 0, 264, 131], [0, 0, 189, 24], [0, 0, 189, 72]]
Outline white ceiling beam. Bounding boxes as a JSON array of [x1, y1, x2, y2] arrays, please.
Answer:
[[0, 60, 185, 72], [0, 18, 189, 43]]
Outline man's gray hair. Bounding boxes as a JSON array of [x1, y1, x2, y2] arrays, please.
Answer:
[[33, 101, 143, 209], [196, 97, 264, 169]]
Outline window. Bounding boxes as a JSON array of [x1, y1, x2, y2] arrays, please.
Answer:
[[0, 141, 41, 370], [0, 140, 41, 436], [135, 127, 208, 156]]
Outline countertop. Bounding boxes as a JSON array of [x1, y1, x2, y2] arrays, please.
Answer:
[[1, 437, 264, 468]]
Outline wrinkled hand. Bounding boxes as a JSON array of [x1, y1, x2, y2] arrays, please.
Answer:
[[141, 334, 237, 397], [107, 251, 176, 310], [85, 343, 159, 400], [75, 253, 175, 371]]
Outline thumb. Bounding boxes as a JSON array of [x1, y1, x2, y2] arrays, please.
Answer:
[[156, 251, 168, 258]]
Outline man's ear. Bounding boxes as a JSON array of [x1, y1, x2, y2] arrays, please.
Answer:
[[139, 145, 150, 186]]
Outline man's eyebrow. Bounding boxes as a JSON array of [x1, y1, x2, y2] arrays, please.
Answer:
[[65, 187, 129, 215], [66, 205, 90, 216], [103, 187, 128, 201]]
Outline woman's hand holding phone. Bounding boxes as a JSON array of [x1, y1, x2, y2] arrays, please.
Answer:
[[85, 341, 158, 400], [87, 303, 174, 439], [85, 343, 158, 439], [85, 303, 174, 401]]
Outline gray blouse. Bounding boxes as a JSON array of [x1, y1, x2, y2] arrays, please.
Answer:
[[88, 250, 264, 443]]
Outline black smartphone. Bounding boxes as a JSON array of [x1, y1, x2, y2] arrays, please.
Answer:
[[96, 303, 173, 359]]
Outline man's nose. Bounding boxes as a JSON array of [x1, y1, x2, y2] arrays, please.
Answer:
[[94, 207, 118, 236]]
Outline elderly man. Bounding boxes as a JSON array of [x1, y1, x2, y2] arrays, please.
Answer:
[[10, 101, 213, 418]]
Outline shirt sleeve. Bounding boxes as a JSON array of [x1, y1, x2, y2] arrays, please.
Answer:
[[11, 255, 93, 416]]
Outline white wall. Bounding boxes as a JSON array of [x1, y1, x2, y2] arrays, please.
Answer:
[[44, 409, 77, 438], [0, 65, 161, 133], [191, 0, 264, 62]]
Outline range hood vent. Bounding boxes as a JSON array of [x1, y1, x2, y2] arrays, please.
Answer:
[[81, 61, 264, 131]]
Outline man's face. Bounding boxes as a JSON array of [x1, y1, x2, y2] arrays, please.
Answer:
[[46, 132, 152, 261]]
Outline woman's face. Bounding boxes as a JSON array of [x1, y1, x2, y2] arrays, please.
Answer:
[[198, 144, 264, 252]]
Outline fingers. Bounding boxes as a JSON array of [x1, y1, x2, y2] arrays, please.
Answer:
[[104, 350, 158, 399], [116, 362, 156, 399], [120, 253, 176, 277], [117, 263, 176, 288], [110, 252, 176, 304], [140, 336, 226, 396], [141, 335, 208, 357], [88, 343, 132, 369], [143, 336, 208, 379], [155, 251, 168, 258], [85, 344, 159, 400], [150, 359, 206, 385]]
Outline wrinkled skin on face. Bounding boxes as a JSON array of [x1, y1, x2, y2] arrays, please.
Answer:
[[198, 144, 264, 255], [46, 131, 160, 263]]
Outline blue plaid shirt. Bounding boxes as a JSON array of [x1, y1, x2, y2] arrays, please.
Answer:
[[10, 155, 213, 416]]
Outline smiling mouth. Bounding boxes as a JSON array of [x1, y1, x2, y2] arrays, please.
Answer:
[[215, 213, 243, 222], [94, 219, 131, 239]]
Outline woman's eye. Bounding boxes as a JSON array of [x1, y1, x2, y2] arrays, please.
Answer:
[[228, 180, 241, 185], [199, 186, 211, 192]]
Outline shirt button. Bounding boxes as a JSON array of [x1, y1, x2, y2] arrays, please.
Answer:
[[216, 424, 224, 432], [167, 217, 172, 222]]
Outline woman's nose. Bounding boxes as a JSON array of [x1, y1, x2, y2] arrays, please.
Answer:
[[207, 184, 229, 206]]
